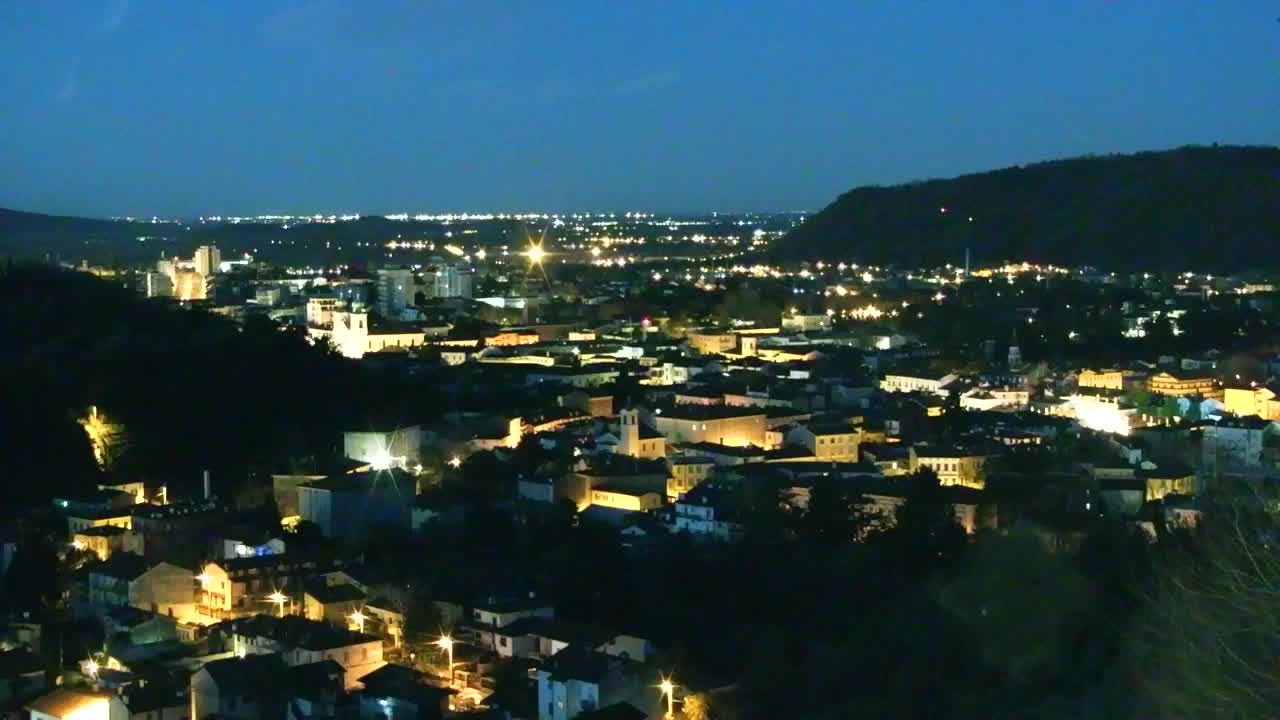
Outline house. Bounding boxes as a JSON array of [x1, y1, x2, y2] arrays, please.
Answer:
[[526, 366, 621, 389], [190, 653, 288, 720], [196, 553, 341, 623], [285, 659, 346, 720], [671, 482, 742, 541], [880, 372, 958, 397], [303, 581, 367, 626], [119, 671, 189, 720], [614, 409, 666, 460], [587, 485, 663, 513], [649, 405, 767, 448], [535, 645, 654, 720], [356, 663, 454, 720], [0, 646, 46, 710], [219, 613, 384, 688], [1147, 370, 1221, 399], [1223, 385, 1280, 421], [465, 595, 555, 653], [488, 617, 653, 664], [73, 525, 145, 561], [1201, 415, 1278, 476], [27, 690, 128, 720], [786, 422, 860, 462], [667, 456, 714, 499], [298, 470, 415, 539], [911, 445, 990, 489], [86, 555, 196, 621], [343, 427, 423, 471]]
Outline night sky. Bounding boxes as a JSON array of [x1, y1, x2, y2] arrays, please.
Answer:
[[1, 1, 1276, 217]]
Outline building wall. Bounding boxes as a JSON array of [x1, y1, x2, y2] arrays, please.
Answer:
[[1148, 373, 1220, 399], [130, 563, 196, 620], [588, 490, 662, 512], [1078, 370, 1125, 391], [1224, 387, 1280, 420], [687, 333, 737, 355], [914, 455, 987, 489], [651, 414, 766, 447], [880, 375, 943, 394]]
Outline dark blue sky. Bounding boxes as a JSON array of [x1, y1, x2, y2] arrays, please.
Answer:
[[2, 1, 1276, 217]]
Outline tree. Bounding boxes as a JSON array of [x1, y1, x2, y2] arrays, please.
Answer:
[[801, 475, 865, 547], [938, 530, 1090, 682], [682, 693, 711, 720], [882, 467, 967, 576]]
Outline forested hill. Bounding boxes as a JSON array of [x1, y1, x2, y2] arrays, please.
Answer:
[[773, 145, 1280, 271]]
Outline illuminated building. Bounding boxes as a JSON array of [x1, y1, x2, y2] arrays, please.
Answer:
[[1147, 371, 1221, 399], [786, 422, 861, 461], [911, 445, 989, 489], [428, 264, 473, 299], [649, 405, 767, 447], [26, 689, 127, 720], [306, 297, 337, 327], [1077, 369, 1134, 391], [781, 312, 832, 333], [72, 526, 143, 561], [588, 484, 663, 512], [375, 268, 414, 318], [193, 245, 221, 277], [667, 456, 714, 498], [1066, 393, 1139, 435], [342, 426, 422, 470], [313, 311, 427, 359], [1223, 385, 1280, 420], [880, 372, 958, 397], [617, 409, 666, 459]]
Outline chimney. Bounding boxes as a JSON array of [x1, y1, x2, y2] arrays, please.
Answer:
[[203, 470, 211, 500]]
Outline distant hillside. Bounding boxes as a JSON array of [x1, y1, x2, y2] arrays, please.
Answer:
[[0, 208, 514, 265], [773, 146, 1280, 271]]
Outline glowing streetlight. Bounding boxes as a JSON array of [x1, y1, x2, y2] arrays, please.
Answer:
[[435, 635, 455, 684], [71, 540, 85, 551], [659, 677, 675, 718], [525, 243, 545, 265], [85, 659, 99, 678], [350, 609, 366, 634], [448, 456, 462, 470], [266, 590, 288, 617]]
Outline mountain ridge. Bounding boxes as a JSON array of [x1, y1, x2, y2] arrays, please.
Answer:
[[772, 145, 1280, 271]]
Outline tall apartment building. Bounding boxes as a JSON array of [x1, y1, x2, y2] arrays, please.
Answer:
[[429, 264, 473, 299], [194, 245, 222, 276], [376, 268, 414, 318]]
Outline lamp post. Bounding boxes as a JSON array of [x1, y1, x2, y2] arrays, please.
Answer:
[[659, 678, 675, 719], [435, 635, 454, 685], [266, 591, 288, 617], [350, 609, 366, 634]]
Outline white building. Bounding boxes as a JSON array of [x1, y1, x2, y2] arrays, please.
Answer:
[[143, 271, 173, 298], [315, 311, 427, 359], [306, 297, 338, 327], [343, 426, 422, 469], [1066, 394, 1139, 436], [781, 313, 832, 333], [194, 246, 221, 277], [376, 269, 414, 318], [880, 373, 958, 396], [429, 265, 473, 299]]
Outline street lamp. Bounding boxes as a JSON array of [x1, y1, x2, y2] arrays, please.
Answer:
[[84, 659, 99, 679], [266, 591, 288, 617], [350, 609, 366, 634], [525, 243, 545, 265], [435, 635, 454, 685], [448, 456, 462, 470], [659, 677, 675, 719]]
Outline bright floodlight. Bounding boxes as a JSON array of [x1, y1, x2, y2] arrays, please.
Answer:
[[526, 243, 545, 264], [448, 456, 462, 469], [85, 659, 99, 677], [659, 679, 673, 695], [370, 448, 394, 471], [435, 635, 453, 650]]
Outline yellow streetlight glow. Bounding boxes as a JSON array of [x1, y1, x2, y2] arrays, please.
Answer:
[[448, 456, 462, 469], [85, 659, 99, 677], [266, 590, 288, 617], [526, 243, 545, 265], [659, 677, 675, 718], [436, 635, 455, 685], [350, 609, 366, 633]]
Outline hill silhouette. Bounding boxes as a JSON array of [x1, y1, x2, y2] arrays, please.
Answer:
[[773, 145, 1280, 271]]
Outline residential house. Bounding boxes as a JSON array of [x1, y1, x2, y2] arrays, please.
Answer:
[[1223, 385, 1280, 421], [1148, 370, 1221, 399], [786, 422, 860, 462], [587, 485, 663, 513], [27, 690, 129, 720], [196, 553, 334, 622], [298, 470, 415, 539], [671, 482, 742, 541], [465, 595, 555, 654], [880, 372, 958, 396], [190, 653, 288, 720], [648, 405, 767, 448], [535, 645, 654, 720], [912, 445, 990, 489], [73, 525, 144, 561], [303, 581, 367, 626], [219, 613, 384, 688], [666, 457, 714, 499], [356, 663, 454, 720], [86, 555, 196, 621]]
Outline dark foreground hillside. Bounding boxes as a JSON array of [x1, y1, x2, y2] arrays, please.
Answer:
[[774, 145, 1280, 271]]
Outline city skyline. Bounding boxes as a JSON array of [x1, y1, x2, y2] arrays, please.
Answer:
[[2, 1, 1277, 218]]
